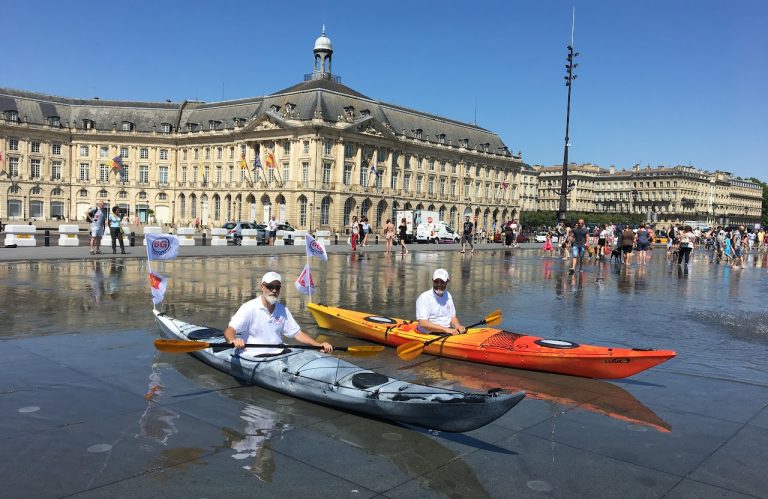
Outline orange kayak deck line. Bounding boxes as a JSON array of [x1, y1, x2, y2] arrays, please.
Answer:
[[307, 303, 676, 379]]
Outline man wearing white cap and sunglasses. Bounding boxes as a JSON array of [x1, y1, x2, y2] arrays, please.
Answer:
[[223, 271, 333, 355], [415, 268, 466, 335]]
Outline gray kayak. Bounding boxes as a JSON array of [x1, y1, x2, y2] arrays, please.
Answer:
[[154, 310, 525, 432]]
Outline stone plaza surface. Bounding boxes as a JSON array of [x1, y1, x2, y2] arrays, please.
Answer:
[[1, 244, 767, 498]]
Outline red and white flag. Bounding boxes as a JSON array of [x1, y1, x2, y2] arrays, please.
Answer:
[[305, 234, 328, 262], [149, 272, 168, 304], [294, 264, 316, 295]]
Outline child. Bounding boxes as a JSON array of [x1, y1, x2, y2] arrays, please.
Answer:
[[541, 232, 554, 258]]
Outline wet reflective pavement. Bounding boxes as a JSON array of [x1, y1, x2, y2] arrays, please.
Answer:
[[2, 247, 768, 498]]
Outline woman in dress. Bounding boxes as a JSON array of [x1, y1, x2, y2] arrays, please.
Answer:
[[398, 218, 409, 255], [541, 232, 554, 258], [383, 218, 395, 253]]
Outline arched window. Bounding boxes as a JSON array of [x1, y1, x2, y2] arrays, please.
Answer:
[[158, 193, 167, 200], [118, 190, 128, 199], [361, 198, 371, 219], [298, 195, 308, 227], [439, 206, 446, 222], [98, 189, 108, 198], [320, 196, 331, 225], [138, 191, 147, 200], [190, 194, 197, 218], [9, 185, 21, 194], [450, 207, 457, 228], [178, 194, 186, 218], [343, 198, 355, 227], [31, 186, 42, 195], [51, 187, 63, 196], [376, 200, 387, 227], [79, 189, 88, 197], [213, 195, 221, 221]]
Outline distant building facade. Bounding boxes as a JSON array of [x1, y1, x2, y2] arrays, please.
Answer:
[[0, 29, 523, 232], [532, 164, 762, 227]]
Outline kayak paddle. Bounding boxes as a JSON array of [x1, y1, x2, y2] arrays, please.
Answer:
[[154, 338, 384, 357], [396, 309, 503, 361]]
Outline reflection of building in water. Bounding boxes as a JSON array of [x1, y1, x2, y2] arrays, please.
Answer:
[[229, 403, 292, 482]]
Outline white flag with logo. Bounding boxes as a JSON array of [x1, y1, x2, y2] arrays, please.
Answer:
[[145, 234, 180, 260], [294, 264, 316, 295], [305, 234, 328, 262]]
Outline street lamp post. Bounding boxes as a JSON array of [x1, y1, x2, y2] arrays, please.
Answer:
[[557, 14, 579, 225]]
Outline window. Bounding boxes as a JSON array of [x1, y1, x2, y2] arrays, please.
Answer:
[[344, 143, 355, 158], [323, 140, 333, 156], [299, 197, 307, 226], [83, 119, 95, 129], [181, 167, 187, 183], [160, 149, 168, 160], [301, 162, 309, 183], [440, 161, 446, 173], [192, 166, 198, 182], [391, 170, 398, 190], [428, 178, 434, 195], [414, 129, 423, 140], [183, 149, 188, 161], [179, 196, 186, 217], [360, 164, 368, 188], [217, 147, 222, 160], [429, 159, 435, 171], [120, 147, 128, 158], [161, 123, 172, 134], [320, 196, 331, 225], [120, 166, 129, 183], [159, 166, 169, 184], [440, 178, 446, 196], [52, 143, 61, 155], [29, 200, 44, 218], [31, 142, 40, 153], [7, 199, 21, 218], [204, 166, 210, 185], [283, 141, 291, 155], [282, 163, 290, 181], [121, 121, 133, 132], [97, 189, 108, 199], [416, 176, 423, 193], [215, 166, 222, 184], [228, 165, 234, 182], [438, 134, 446, 144], [99, 164, 110, 182], [79, 163, 89, 181], [158, 192, 167, 201], [322, 163, 332, 184], [31, 159, 41, 179], [138, 191, 147, 200], [52, 161, 62, 180], [118, 190, 128, 199], [303, 140, 310, 154], [451, 163, 457, 174], [229, 147, 234, 160], [5, 110, 19, 122], [343, 165, 352, 185], [451, 180, 456, 196], [140, 148, 149, 159], [205, 148, 210, 160], [80, 145, 89, 156], [404, 173, 411, 192], [50, 201, 64, 218], [139, 165, 149, 184], [79, 188, 88, 197]]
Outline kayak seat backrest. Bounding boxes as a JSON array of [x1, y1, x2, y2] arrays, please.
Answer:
[[188, 327, 225, 340], [351, 372, 390, 389]]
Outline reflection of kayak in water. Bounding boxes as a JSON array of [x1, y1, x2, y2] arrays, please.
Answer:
[[154, 311, 525, 432], [415, 361, 671, 433]]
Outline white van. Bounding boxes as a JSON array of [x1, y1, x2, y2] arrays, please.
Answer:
[[416, 221, 460, 244]]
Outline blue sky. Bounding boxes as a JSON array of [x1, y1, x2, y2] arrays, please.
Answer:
[[2, 0, 766, 181]]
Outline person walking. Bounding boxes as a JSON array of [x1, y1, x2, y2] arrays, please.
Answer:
[[569, 219, 589, 273], [677, 226, 695, 266], [88, 200, 106, 255], [108, 206, 126, 254], [268, 215, 278, 246], [383, 218, 395, 253], [349, 215, 359, 251], [620, 223, 636, 265], [460, 215, 475, 254], [361, 216, 370, 247], [398, 217, 409, 255], [636, 224, 651, 264]]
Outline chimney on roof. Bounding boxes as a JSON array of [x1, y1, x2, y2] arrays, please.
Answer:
[[609, 166, 616, 174]]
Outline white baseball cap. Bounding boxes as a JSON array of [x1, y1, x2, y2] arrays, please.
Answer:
[[432, 268, 449, 281], [261, 271, 282, 284]]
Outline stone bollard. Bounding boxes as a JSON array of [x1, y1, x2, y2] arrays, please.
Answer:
[[45, 230, 50, 247], [202, 232, 207, 246], [334, 234, 338, 245], [375, 234, 379, 245]]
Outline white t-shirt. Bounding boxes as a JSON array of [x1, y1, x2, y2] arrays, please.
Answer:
[[228, 297, 300, 354], [415, 289, 456, 333], [268, 219, 278, 231]]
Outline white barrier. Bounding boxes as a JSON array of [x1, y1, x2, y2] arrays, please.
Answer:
[[241, 228, 259, 246], [58, 224, 80, 246], [291, 230, 307, 246], [210, 228, 228, 246], [142, 226, 163, 245], [3, 225, 37, 247], [176, 227, 196, 246], [315, 230, 331, 246]]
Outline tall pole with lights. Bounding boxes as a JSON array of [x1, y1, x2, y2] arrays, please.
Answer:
[[557, 9, 579, 225]]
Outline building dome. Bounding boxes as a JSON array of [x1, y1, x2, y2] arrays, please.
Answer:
[[314, 26, 332, 52]]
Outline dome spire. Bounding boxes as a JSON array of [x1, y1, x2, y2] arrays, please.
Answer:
[[312, 26, 333, 78]]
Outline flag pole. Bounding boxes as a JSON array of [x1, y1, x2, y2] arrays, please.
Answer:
[[145, 234, 157, 311]]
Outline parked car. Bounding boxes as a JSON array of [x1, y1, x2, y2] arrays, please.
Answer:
[[534, 232, 559, 243], [222, 221, 258, 245]]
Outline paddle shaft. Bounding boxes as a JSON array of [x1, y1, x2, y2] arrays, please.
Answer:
[[212, 343, 353, 351], [421, 317, 489, 347]]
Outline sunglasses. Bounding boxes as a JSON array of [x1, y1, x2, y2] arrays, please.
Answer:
[[432, 279, 448, 286], [263, 283, 281, 292]]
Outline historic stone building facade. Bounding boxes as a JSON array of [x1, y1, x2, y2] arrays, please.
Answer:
[[0, 30, 523, 233], [533, 164, 762, 226]]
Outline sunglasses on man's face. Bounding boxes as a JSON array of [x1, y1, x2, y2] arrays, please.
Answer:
[[263, 283, 281, 292]]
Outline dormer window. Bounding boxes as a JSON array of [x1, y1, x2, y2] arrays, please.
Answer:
[[438, 134, 446, 144], [208, 120, 221, 130], [83, 119, 95, 129], [361, 109, 371, 118], [47, 116, 61, 127], [285, 103, 296, 113], [233, 117, 245, 127], [460, 138, 469, 148], [484, 143, 490, 153], [121, 121, 134, 132], [161, 123, 172, 134], [270, 104, 281, 113], [4, 110, 19, 122], [187, 122, 199, 132], [414, 129, 423, 140]]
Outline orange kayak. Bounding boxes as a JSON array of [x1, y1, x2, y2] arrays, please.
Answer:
[[307, 303, 676, 379]]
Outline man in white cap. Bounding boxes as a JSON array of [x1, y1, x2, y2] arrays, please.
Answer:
[[223, 271, 333, 355], [415, 268, 466, 335]]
